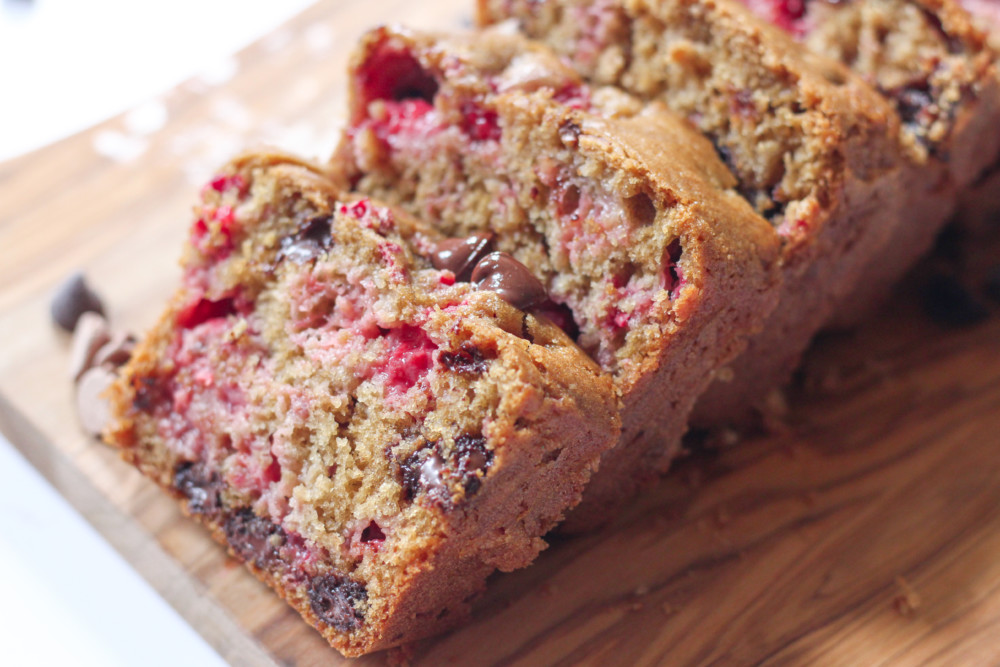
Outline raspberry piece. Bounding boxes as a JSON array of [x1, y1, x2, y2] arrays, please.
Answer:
[[357, 47, 438, 109], [376, 326, 437, 395], [176, 297, 237, 329], [460, 102, 501, 142]]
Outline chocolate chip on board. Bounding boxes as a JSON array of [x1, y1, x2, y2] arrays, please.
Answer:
[[471, 251, 548, 310], [76, 366, 116, 437], [51, 272, 106, 332], [93, 331, 137, 369], [68, 312, 111, 381]]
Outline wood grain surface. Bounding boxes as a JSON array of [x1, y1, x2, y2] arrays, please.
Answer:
[[2, 1, 1000, 664]]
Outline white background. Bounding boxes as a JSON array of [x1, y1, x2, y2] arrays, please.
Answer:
[[0, 0, 317, 663]]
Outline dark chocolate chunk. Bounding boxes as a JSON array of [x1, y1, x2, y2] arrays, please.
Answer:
[[51, 272, 106, 332], [308, 574, 367, 631], [174, 461, 222, 515], [452, 434, 492, 496], [429, 232, 495, 282], [923, 273, 989, 327], [419, 453, 447, 498], [93, 331, 137, 369], [399, 448, 448, 503], [471, 251, 548, 310], [224, 508, 285, 568], [439, 342, 490, 375], [399, 435, 492, 504], [398, 452, 421, 501], [278, 214, 334, 264]]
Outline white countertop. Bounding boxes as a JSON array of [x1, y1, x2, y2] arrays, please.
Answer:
[[0, 1, 317, 663]]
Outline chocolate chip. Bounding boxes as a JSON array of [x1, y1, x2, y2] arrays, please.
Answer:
[[923, 273, 989, 327], [452, 434, 492, 495], [224, 508, 285, 568], [429, 232, 495, 282], [308, 574, 367, 631], [75, 366, 116, 437], [419, 453, 446, 496], [174, 461, 222, 515], [399, 453, 423, 501], [471, 252, 548, 310], [93, 331, 137, 369], [399, 435, 492, 504], [439, 342, 490, 375], [51, 273, 105, 332], [278, 214, 334, 264], [68, 312, 111, 382], [399, 448, 448, 502]]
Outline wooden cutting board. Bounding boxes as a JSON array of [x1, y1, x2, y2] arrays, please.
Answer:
[[3, 1, 1000, 664]]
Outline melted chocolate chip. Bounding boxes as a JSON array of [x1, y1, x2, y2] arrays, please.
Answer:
[[51, 273, 106, 332], [278, 214, 334, 264], [224, 508, 285, 568], [398, 435, 491, 504], [471, 252, 548, 310], [308, 574, 367, 631], [452, 434, 492, 495], [429, 233, 495, 282], [439, 342, 491, 375], [419, 453, 447, 497], [399, 448, 448, 502], [174, 462, 222, 515]]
